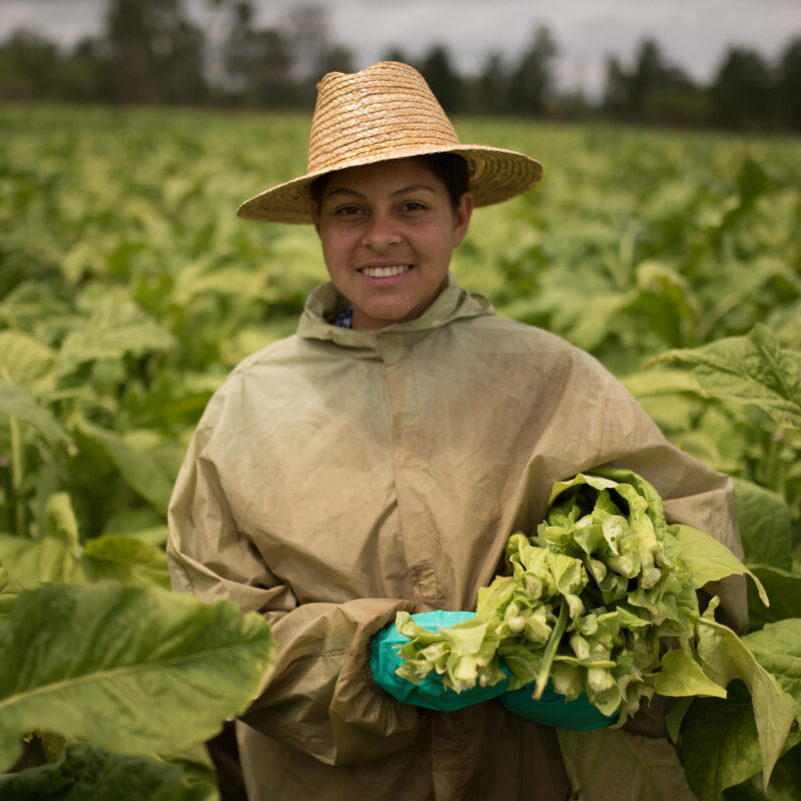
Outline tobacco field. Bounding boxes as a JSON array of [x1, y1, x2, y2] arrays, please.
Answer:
[[0, 104, 800, 800]]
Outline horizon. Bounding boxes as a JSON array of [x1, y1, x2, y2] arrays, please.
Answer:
[[1, 0, 800, 98]]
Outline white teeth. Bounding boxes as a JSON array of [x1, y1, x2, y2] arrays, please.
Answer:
[[360, 265, 411, 278]]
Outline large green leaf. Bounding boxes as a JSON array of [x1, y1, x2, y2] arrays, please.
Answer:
[[680, 682, 800, 801], [626, 260, 698, 349], [156, 742, 219, 796], [0, 330, 55, 388], [653, 325, 801, 430], [746, 566, 801, 630], [732, 478, 793, 571], [172, 262, 268, 305], [104, 526, 170, 548], [622, 367, 703, 399], [621, 368, 704, 435], [44, 491, 81, 552], [0, 566, 22, 621], [743, 619, 801, 722], [653, 647, 728, 699], [695, 609, 798, 789], [760, 742, 801, 801], [721, 745, 801, 801], [670, 523, 769, 606], [82, 535, 170, 587], [0, 377, 71, 447], [0, 742, 218, 801], [56, 300, 176, 376], [0, 582, 277, 772], [76, 420, 174, 513], [558, 726, 698, 801], [0, 534, 86, 589]]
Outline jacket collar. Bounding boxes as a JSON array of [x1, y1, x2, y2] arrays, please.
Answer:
[[297, 273, 495, 348]]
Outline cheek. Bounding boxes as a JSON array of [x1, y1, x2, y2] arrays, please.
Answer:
[[424, 227, 459, 263], [319, 229, 350, 266]]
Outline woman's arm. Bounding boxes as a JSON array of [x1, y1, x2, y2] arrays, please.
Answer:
[[167, 427, 418, 766], [594, 369, 748, 634]]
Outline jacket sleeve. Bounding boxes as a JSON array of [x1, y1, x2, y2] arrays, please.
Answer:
[[167, 424, 419, 767], [592, 368, 748, 634], [585, 368, 748, 738]]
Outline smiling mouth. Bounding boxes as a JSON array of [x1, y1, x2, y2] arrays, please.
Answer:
[[358, 264, 413, 278]]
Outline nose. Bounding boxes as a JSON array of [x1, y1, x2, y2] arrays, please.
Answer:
[[362, 211, 401, 251]]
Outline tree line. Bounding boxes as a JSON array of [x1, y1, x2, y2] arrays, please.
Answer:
[[1, 0, 800, 132]]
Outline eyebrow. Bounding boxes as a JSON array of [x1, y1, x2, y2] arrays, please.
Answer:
[[325, 184, 437, 200]]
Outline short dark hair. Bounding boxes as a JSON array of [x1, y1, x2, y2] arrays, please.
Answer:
[[309, 152, 470, 212]]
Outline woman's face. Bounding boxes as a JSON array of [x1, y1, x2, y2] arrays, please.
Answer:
[[312, 157, 473, 330]]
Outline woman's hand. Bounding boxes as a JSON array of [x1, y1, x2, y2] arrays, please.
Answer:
[[500, 681, 618, 730], [370, 611, 509, 711]]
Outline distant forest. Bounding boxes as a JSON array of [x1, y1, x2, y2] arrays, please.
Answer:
[[1, 0, 800, 131]]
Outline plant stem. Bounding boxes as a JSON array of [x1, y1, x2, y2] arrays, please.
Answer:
[[0, 453, 11, 535], [766, 430, 787, 501], [534, 599, 568, 699], [9, 415, 24, 537]]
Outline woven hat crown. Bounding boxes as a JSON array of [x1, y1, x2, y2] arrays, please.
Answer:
[[307, 61, 461, 174], [236, 61, 542, 223]]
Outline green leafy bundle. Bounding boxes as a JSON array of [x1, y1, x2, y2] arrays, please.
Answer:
[[395, 469, 796, 783]]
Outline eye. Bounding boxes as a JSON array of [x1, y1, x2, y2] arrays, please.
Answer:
[[334, 204, 363, 216], [400, 200, 427, 213]]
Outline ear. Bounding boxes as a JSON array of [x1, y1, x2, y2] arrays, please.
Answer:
[[452, 192, 474, 247]]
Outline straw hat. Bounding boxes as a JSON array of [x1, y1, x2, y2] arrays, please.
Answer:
[[236, 61, 542, 224]]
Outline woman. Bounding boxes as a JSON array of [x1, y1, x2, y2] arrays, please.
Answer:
[[167, 61, 746, 801]]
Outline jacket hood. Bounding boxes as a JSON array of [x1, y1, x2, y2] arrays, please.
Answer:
[[296, 273, 496, 348], [169, 265, 744, 797]]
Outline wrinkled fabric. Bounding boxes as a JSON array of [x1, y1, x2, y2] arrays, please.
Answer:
[[167, 274, 745, 801]]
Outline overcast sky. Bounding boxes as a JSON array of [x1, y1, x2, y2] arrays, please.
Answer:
[[1, 0, 800, 96]]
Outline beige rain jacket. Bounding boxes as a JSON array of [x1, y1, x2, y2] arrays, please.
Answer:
[[167, 275, 746, 801]]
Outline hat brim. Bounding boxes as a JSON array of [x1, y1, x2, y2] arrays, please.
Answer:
[[236, 145, 543, 224]]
